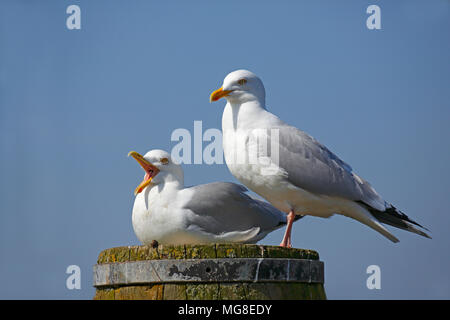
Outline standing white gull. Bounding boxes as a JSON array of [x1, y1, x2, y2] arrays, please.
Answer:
[[128, 149, 301, 245], [210, 69, 430, 247]]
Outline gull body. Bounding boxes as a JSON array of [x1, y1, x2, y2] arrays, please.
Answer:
[[210, 69, 430, 246], [129, 149, 297, 245]]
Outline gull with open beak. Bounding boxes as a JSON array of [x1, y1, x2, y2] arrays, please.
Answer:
[[210, 69, 430, 247], [128, 149, 301, 245]]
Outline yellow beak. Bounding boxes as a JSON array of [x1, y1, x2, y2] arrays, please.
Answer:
[[128, 151, 160, 195], [210, 87, 233, 102]]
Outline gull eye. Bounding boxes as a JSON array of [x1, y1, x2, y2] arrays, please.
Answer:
[[160, 157, 169, 165], [237, 78, 247, 86]]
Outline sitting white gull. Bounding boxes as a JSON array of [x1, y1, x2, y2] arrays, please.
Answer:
[[210, 69, 430, 247], [128, 149, 301, 245]]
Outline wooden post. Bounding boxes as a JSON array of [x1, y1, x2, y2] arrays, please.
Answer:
[[93, 244, 326, 300]]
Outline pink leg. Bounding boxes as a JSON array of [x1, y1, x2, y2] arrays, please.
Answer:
[[280, 210, 296, 248]]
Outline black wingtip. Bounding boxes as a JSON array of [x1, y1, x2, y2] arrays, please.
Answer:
[[356, 201, 431, 238], [384, 205, 430, 232]]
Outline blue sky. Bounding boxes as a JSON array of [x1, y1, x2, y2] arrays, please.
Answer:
[[0, 0, 449, 299]]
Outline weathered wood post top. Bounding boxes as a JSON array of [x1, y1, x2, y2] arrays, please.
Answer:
[[93, 244, 326, 300]]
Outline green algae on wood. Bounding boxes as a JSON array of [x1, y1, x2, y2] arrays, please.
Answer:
[[94, 244, 325, 300], [97, 244, 319, 263]]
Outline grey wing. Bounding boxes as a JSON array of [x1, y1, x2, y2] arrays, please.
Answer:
[[271, 125, 387, 211], [181, 182, 287, 238]]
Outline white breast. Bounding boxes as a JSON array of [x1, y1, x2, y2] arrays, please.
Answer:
[[222, 103, 294, 211], [221, 102, 342, 217], [131, 186, 187, 244]]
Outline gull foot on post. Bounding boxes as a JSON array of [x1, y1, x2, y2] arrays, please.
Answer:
[[280, 210, 296, 248]]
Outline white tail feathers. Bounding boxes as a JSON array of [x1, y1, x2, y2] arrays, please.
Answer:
[[345, 202, 400, 243]]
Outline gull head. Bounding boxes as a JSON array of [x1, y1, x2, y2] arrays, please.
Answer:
[[210, 69, 265, 105], [128, 149, 184, 195]]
